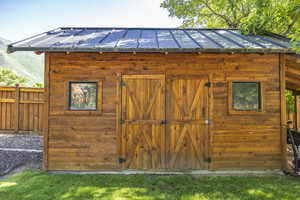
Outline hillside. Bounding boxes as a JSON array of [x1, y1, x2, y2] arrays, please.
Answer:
[[0, 37, 43, 86]]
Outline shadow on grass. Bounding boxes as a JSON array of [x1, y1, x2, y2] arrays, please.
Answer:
[[0, 169, 300, 200]]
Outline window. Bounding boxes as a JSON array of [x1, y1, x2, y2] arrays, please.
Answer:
[[232, 82, 261, 111], [69, 82, 98, 110]]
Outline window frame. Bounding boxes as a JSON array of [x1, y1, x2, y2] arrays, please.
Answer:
[[68, 81, 98, 111], [64, 80, 103, 115], [228, 80, 264, 115]]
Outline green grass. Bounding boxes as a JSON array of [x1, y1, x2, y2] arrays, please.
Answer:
[[1, 170, 300, 200]]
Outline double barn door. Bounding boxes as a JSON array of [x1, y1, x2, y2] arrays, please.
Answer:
[[119, 74, 209, 170]]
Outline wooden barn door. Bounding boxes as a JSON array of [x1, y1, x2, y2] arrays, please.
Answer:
[[120, 75, 166, 169], [166, 75, 209, 170]]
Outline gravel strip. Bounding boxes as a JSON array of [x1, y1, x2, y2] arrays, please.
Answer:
[[0, 134, 43, 149], [0, 150, 42, 175], [0, 134, 43, 176]]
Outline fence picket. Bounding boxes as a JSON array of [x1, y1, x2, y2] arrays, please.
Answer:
[[14, 84, 20, 132]]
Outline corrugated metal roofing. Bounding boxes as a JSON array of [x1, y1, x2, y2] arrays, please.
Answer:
[[7, 27, 293, 53]]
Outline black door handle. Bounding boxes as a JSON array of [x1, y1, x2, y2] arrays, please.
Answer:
[[160, 120, 167, 124]]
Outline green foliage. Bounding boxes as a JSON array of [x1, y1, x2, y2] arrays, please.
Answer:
[[161, 0, 300, 51], [286, 90, 295, 113], [32, 82, 44, 88], [0, 68, 28, 86], [161, 0, 254, 28], [291, 30, 300, 53]]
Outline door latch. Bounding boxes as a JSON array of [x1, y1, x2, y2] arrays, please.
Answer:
[[120, 81, 126, 87], [160, 120, 167, 124], [205, 82, 211, 87], [118, 157, 126, 164], [205, 157, 212, 163]]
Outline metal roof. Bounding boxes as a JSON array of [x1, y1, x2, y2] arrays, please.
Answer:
[[7, 27, 294, 53]]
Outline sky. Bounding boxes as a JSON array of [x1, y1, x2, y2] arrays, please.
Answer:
[[0, 0, 182, 42]]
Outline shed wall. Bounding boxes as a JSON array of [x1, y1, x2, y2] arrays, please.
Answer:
[[45, 52, 282, 171]]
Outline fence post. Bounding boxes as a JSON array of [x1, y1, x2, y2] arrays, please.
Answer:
[[14, 84, 20, 133]]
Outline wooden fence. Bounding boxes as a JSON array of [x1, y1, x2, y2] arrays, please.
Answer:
[[0, 85, 44, 135]]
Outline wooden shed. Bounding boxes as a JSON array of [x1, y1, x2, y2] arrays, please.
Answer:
[[7, 27, 300, 172]]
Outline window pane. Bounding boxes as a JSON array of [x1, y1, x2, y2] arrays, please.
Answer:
[[232, 82, 261, 110], [69, 82, 97, 110]]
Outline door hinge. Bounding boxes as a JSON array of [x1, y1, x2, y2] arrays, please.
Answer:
[[120, 80, 126, 87], [205, 157, 212, 163], [160, 120, 167, 125], [205, 119, 212, 125], [120, 120, 125, 124], [118, 157, 126, 164], [205, 82, 211, 87]]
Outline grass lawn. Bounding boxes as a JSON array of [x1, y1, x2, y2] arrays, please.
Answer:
[[1, 170, 300, 200]]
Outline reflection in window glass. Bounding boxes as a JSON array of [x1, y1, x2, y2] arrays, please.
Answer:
[[232, 82, 261, 111], [69, 82, 97, 110]]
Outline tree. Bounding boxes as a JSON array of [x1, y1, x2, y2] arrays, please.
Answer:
[[0, 69, 29, 86], [161, 0, 300, 52], [286, 90, 295, 113], [32, 82, 44, 88]]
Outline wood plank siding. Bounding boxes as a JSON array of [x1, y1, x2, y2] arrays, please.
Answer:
[[0, 86, 44, 134], [46, 52, 282, 171]]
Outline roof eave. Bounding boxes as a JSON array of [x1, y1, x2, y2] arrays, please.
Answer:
[[6, 46, 296, 54]]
